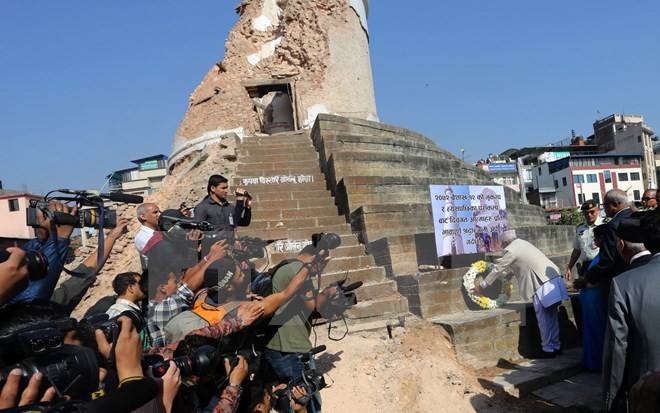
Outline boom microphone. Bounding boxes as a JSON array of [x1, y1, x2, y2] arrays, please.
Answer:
[[300, 345, 327, 362], [102, 192, 144, 204], [342, 281, 363, 293]]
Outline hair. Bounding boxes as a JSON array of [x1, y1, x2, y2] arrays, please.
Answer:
[[299, 244, 320, 257], [147, 266, 175, 298], [242, 380, 272, 413], [644, 188, 657, 198], [501, 230, 517, 245], [593, 224, 608, 239], [622, 241, 646, 255], [641, 211, 660, 254], [604, 189, 629, 206], [207, 175, 228, 195], [112, 272, 141, 296], [136, 203, 151, 223]]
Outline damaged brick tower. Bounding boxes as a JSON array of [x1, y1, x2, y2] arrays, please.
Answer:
[[170, 0, 377, 166]]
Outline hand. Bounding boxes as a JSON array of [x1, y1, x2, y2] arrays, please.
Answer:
[[186, 229, 203, 241], [107, 217, 130, 239], [472, 281, 482, 295], [161, 361, 181, 413], [237, 302, 264, 327], [46, 201, 78, 239], [563, 268, 572, 282], [0, 369, 57, 409], [225, 355, 248, 386], [95, 316, 144, 381], [290, 385, 310, 412], [207, 240, 229, 262], [573, 277, 587, 290], [323, 286, 338, 299], [0, 248, 30, 305], [301, 252, 331, 275]]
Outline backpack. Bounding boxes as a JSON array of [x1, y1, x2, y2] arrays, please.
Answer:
[[250, 258, 297, 298]]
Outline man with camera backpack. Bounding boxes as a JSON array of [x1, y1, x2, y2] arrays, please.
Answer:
[[264, 244, 337, 413]]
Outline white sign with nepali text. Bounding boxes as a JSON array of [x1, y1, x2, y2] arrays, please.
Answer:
[[430, 185, 509, 256]]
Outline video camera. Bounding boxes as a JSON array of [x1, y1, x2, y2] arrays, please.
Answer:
[[0, 317, 99, 400], [273, 345, 327, 412], [319, 278, 363, 321], [26, 190, 142, 230], [0, 248, 48, 280], [147, 344, 217, 381]]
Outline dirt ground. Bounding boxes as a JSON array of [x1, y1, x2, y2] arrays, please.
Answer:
[[312, 318, 562, 413]]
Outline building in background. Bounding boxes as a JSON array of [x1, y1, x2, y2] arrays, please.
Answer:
[[593, 114, 656, 189], [529, 154, 644, 208], [0, 189, 42, 248], [107, 154, 169, 197]]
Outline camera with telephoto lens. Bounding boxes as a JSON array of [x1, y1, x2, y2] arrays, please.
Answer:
[[0, 248, 48, 280], [311, 233, 341, 251], [147, 345, 218, 381], [0, 318, 98, 400], [77, 311, 144, 352], [26, 200, 117, 229]]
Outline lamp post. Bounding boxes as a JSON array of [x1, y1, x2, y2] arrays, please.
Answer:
[[461, 148, 465, 162]]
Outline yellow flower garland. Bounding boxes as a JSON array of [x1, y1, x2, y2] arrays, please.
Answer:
[[462, 260, 512, 309]]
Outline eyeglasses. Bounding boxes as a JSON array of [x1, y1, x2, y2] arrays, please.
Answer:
[[642, 197, 653, 202]]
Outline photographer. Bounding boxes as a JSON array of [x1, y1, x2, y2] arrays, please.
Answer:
[[194, 175, 252, 239], [265, 245, 336, 413], [145, 231, 229, 348], [9, 201, 78, 305], [50, 217, 131, 316], [0, 249, 30, 306]]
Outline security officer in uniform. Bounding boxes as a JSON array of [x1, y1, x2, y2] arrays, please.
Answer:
[[564, 199, 603, 281]]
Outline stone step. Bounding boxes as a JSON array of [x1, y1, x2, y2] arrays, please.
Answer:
[[530, 371, 601, 411], [239, 140, 315, 150], [248, 189, 332, 202], [270, 244, 366, 263], [349, 279, 398, 301], [242, 146, 317, 156], [322, 255, 377, 273], [238, 152, 320, 164], [249, 197, 338, 211], [236, 159, 321, 173], [344, 294, 410, 319], [241, 133, 311, 144], [321, 266, 387, 285], [241, 224, 354, 241], [247, 215, 347, 231], [252, 205, 341, 220], [230, 180, 328, 193], [484, 348, 584, 398]]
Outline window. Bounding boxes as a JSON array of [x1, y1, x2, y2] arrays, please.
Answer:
[[8, 199, 19, 212], [630, 172, 640, 181], [604, 170, 612, 183], [638, 135, 642, 143], [538, 167, 542, 175], [618, 173, 628, 182], [562, 177, 567, 186], [587, 174, 597, 183], [554, 180, 559, 189], [573, 175, 584, 184], [634, 190, 640, 201], [578, 193, 585, 204], [592, 193, 600, 204]]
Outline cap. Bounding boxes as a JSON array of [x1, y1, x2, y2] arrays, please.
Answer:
[[204, 258, 236, 290], [580, 199, 598, 211], [617, 217, 643, 243]]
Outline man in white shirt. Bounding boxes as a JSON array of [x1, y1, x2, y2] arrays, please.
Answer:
[[106, 271, 146, 319], [134, 203, 161, 268]]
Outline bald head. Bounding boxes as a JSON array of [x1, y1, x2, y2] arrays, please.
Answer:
[[643, 189, 657, 209], [603, 189, 629, 217]]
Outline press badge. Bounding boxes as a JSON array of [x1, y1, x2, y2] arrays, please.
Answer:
[[229, 215, 235, 226]]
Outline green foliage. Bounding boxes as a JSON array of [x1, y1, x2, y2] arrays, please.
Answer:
[[547, 208, 584, 226]]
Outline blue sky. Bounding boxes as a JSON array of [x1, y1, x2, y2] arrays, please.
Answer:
[[2, 1, 659, 195]]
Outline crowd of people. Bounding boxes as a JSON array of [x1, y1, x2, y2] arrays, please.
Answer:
[[0, 174, 341, 413]]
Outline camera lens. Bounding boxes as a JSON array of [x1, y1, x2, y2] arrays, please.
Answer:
[[0, 248, 49, 280]]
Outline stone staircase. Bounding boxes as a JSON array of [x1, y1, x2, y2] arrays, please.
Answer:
[[232, 130, 409, 325]]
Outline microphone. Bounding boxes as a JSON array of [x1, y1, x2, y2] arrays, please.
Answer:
[[101, 192, 144, 204], [342, 281, 363, 292], [300, 345, 327, 362]]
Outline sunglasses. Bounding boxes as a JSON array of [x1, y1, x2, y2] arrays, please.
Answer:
[[642, 197, 653, 202]]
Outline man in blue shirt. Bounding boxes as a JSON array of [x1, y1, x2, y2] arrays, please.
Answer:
[[9, 201, 77, 305]]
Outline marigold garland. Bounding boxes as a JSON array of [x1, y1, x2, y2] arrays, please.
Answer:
[[462, 260, 512, 309]]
